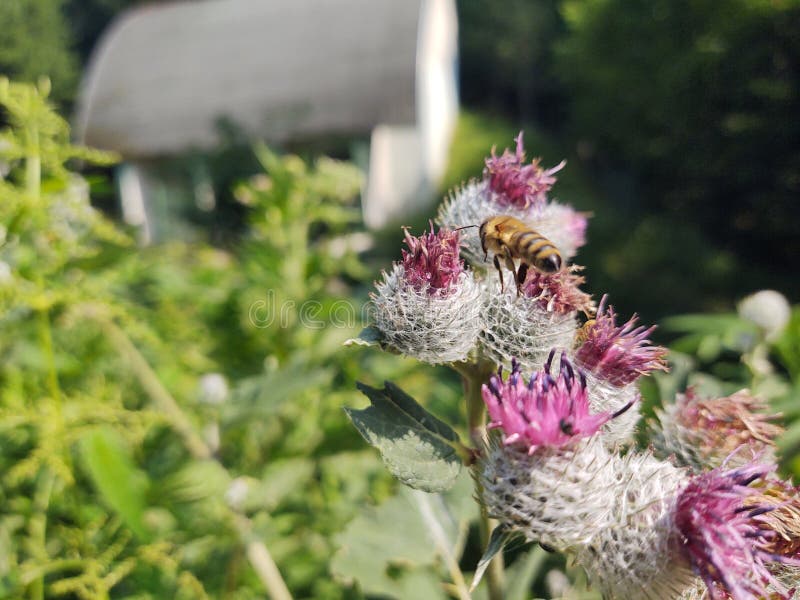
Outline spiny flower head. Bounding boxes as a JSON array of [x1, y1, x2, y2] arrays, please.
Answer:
[[574, 294, 668, 386], [675, 389, 784, 464], [400, 223, 464, 295], [675, 462, 800, 600], [482, 353, 614, 454], [748, 478, 800, 559], [521, 265, 595, 315], [484, 132, 565, 210]]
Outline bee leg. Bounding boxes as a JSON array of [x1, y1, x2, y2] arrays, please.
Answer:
[[516, 263, 528, 295], [493, 254, 504, 292], [503, 252, 518, 295]]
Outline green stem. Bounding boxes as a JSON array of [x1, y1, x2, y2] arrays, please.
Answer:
[[455, 362, 504, 600], [28, 469, 55, 600]]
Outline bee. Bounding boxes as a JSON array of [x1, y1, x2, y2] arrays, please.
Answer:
[[475, 215, 563, 294]]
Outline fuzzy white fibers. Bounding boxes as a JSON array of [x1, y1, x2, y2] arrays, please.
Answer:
[[479, 437, 619, 552], [574, 452, 697, 600], [583, 372, 641, 448], [480, 280, 577, 373], [437, 180, 584, 268], [372, 265, 483, 364]]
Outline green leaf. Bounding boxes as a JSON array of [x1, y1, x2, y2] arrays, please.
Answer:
[[346, 381, 464, 492], [471, 525, 513, 591], [79, 427, 151, 541], [343, 325, 383, 347], [331, 475, 473, 599], [505, 546, 548, 600]]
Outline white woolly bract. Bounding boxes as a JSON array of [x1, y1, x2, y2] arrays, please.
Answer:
[[372, 265, 482, 364], [479, 437, 619, 552], [437, 180, 584, 268], [583, 373, 641, 448], [575, 452, 697, 600], [480, 280, 577, 373]]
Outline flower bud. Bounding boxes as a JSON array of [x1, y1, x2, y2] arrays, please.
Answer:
[[652, 388, 783, 471], [738, 290, 792, 342], [372, 226, 482, 364]]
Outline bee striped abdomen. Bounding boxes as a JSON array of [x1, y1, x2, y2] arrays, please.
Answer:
[[512, 231, 554, 257]]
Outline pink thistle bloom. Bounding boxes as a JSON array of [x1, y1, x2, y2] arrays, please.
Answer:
[[521, 265, 595, 315], [400, 223, 464, 296], [484, 132, 566, 210], [574, 294, 668, 386], [482, 353, 619, 454], [675, 462, 800, 600]]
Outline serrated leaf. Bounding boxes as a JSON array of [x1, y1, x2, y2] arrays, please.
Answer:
[[343, 325, 383, 347], [79, 427, 151, 541], [471, 525, 512, 591], [346, 381, 464, 492]]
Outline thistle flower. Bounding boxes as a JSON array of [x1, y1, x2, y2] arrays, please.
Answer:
[[574, 295, 667, 446], [479, 356, 622, 549], [372, 226, 482, 364], [575, 295, 668, 386], [480, 435, 618, 552], [652, 388, 784, 471], [484, 132, 565, 210], [482, 355, 612, 453], [521, 266, 595, 315], [674, 462, 800, 600], [480, 269, 587, 373], [437, 134, 587, 267], [747, 478, 800, 559], [400, 224, 463, 295]]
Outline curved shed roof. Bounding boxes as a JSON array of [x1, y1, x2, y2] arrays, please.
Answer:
[[75, 0, 456, 158]]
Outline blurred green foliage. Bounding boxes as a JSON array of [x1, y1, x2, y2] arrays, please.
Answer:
[[555, 0, 800, 289], [0, 79, 472, 599], [0, 0, 78, 107]]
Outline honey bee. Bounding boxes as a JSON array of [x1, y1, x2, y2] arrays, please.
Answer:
[[476, 215, 563, 294]]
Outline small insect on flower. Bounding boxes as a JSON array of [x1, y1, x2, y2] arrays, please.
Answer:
[[460, 215, 563, 295]]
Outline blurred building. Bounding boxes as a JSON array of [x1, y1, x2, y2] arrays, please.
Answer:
[[74, 0, 458, 241]]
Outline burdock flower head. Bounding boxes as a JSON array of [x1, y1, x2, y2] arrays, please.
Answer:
[[479, 354, 625, 552], [574, 295, 668, 446], [372, 224, 482, 364], [675, 462, 800, 600], [437, 132, 587, 266], [400, 224, 464, 295], [484, 132, 565, 210], [483, 354, 613, 453], [575, 295, 668, 386], [653, 388, 784, 471], [480, 267, 590, 373]]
